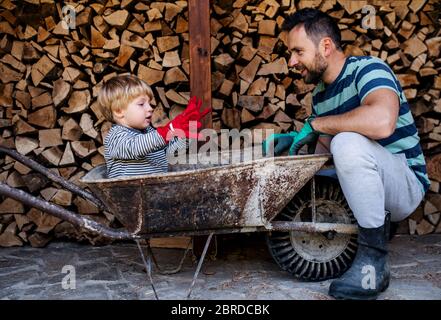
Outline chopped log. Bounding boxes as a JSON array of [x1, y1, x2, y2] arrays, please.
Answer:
[[258, 20, 276, 36], [162, 50, 181, 67], [397, 74, 419, 88], [219, 79, 235, 97], [239, 55, 262, 83], [402, 36, 427, 58], [103, 10, 130, 28], [13, 161, 31, 175], [39, 129, 62, 148], [14, 214, 31, 231], [416, 219, 435, 235], [0, 198, 24, 214], [116, 45, 135, 67], [27, 208, 61, 234], [138, 64, 164, 86], [258, 104, 278, 120], [165, 89, 187, 105], [427, 154, 441, 182], [28, 232, 52, 248], [91, 26, 106, 48], [274, 109, 292, 123], [80, 114, 99, 140], [41, 146, 63, 166], [73, 197, 100, 215], [62, 90, 91, 114], [62, 118, 83, 141], [241, 108, 255, 123], [59, 142, 76, 166], [14, 118, 36, 135], [237, 95, 265, 113], [31, 55, 55, 86], [211, 98, 224, 111], [157, 36, 180, 53], [221, 108, 241, 129], [0, 62, 23, 83], [257, 58, 288, 76], [164, 67, 188, 85], [0, 222, 23, 247], [214, 53, 234, 73], [15, 136, 39, 155], [52, 79, 71, 107], [121, 30, 149, 49], [425, 37, 441, 57], [52, 189, 72, 206], [71, 141, 97, 158], [248, 77, 268, 96], [239, 45, 257, 62]]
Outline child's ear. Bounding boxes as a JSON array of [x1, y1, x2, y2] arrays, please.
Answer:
[[113, 108, 124, 119]]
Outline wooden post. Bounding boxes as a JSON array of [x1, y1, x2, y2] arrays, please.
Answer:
[[188, 0, 212, 129]]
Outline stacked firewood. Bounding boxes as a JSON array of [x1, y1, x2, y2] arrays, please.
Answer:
[[0, 0, 440, 247]]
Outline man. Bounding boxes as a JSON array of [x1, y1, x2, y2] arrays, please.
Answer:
[[264, 8, 429, 300]]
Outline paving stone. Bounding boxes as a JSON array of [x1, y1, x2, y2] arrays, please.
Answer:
[[0, 234, 440, 300]]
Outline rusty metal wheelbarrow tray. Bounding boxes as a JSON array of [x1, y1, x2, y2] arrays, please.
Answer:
[[80, 153, 331, 237]]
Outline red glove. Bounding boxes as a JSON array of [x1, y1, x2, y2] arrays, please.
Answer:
[[181, 96, 211, 122], [156, 96, 211, 142]]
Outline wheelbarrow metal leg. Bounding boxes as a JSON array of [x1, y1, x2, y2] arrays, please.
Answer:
[[187, 232, 214, 299], [136, 239, 159, 300]]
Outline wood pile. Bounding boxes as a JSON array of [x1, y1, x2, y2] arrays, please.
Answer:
[[0, 0, 440, 247]]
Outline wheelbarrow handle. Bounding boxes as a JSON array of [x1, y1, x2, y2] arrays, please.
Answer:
[[0, 146, 107, 211], [0, 182, 137, 240]]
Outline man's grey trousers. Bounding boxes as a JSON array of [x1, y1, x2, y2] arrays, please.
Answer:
[[331, 132, 424, 228]]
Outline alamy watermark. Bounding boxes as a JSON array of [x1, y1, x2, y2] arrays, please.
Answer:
[[361, 5, 377, 30], [361, 264, 376, 290], [61, 5, 76, 30], [61, 265, 76, 290]]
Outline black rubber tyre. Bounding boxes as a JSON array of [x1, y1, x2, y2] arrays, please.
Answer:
[[266, 176, 358, 281]]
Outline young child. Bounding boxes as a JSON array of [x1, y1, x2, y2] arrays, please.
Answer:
[[97, 75, 208, 178]]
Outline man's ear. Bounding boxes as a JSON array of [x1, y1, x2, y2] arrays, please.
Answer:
[[320, 37, 333, 57]]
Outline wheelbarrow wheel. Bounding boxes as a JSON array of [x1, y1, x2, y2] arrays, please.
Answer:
[[266, 176, 357, 281]]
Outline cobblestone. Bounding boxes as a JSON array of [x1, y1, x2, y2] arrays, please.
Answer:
[[0, 234, 440, 300]]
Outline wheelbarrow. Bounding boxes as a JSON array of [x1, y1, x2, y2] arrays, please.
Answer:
[[0, 146, 358, 299]]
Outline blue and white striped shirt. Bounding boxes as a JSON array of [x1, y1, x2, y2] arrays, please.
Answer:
[[312, 56, 430, 193], [104, 124, 187, 178]]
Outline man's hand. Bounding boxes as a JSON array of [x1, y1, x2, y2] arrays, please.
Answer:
[[289, 115, 320, 155], [262, 131, 298, 156]]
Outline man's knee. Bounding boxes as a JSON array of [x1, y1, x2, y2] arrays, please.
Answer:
[[330, 132, 374, 170]]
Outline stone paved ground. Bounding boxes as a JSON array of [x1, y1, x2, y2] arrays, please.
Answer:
[[0, 234, 440, 300]]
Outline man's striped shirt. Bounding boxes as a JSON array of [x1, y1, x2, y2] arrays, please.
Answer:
[[104, 124, 187, 178], [312, 55, 429, 193]]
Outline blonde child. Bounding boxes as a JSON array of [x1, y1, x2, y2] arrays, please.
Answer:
[[97, 75, 208, 178]]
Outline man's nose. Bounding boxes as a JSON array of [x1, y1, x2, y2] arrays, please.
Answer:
[[288, 54, 298, 67], [146, 103, 153, 112]]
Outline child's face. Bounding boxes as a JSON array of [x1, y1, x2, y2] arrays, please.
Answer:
[[114, 95, 153, 130]]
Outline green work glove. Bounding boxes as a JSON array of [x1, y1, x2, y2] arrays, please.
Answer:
[[289, 115, 319, 155], [262, 131, 298, 156]]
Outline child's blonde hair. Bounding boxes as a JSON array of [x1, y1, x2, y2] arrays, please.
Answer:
[[97, 75, 154, 121]]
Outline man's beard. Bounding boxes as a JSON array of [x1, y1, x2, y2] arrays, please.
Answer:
[[303, 52, 328, 84]]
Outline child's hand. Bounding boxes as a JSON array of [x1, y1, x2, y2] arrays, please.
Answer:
[[156, 97, 211, 142], [181, 96, 211, 122]]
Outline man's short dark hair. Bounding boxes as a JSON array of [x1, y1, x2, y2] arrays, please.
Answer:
[[283, 8, 342, 51]]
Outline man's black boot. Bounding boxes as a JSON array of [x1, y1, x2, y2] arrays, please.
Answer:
[[328, 214, 390, 300]]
